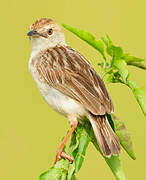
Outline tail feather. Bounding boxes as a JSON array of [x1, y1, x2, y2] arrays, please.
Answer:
[[88, 113, 121, 157]]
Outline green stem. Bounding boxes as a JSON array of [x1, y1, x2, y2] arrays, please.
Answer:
[[125, 80, 146, 116], [126, 79, 138, 91]]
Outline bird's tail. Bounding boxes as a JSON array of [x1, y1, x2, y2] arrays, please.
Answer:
[[88, 113, 121, 157]]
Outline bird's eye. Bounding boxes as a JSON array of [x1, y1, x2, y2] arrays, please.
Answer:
[[48, 28, 53, 35]]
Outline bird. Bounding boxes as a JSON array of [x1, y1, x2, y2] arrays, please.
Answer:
[[27, 18, 121, 164]]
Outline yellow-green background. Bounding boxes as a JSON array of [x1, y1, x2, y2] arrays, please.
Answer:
[[0, 0, 146, 179]]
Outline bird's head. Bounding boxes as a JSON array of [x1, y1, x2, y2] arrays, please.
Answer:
[[27, 18, 66, 52]]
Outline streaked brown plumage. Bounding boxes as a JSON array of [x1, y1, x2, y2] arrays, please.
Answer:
[[28, 18, 120, 162], [35, 46, 113, 114]]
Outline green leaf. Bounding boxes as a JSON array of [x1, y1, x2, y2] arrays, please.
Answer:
[[122, 54, 145, 63], [71, 175, 77, 180], [126, 81, 146, 116], [112, 115, 136, 160], [62, 24, 106, 60], [113, 59, 129, 83], [104, 156, 127, 180], [69, 121, 91, 173], [67, 163, 75, 180], [40, 159, 70, 180], [102, 34, 123, 59], [106, 45, 124, 59], [122, 55, 146, 69], [68, 131, 79, 156], [127, 61, 146, 70], [102, 34, 113, 47], [133, 87, 146, 116], [74, 126, 90, 173]]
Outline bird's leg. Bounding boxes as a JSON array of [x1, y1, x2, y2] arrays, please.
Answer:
[[54, 116, 78, 164]]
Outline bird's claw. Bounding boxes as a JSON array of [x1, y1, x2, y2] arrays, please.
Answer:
[[54, 150, 74, 165]]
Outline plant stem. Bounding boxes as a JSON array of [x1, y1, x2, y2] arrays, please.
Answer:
[[126, 79, 138, 91]]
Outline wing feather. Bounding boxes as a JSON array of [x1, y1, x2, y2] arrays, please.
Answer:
[[35, 45, 114, 115]]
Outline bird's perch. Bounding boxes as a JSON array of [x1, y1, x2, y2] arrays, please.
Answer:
[[40, 114, 135, 180]]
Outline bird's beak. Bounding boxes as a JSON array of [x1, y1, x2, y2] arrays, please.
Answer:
[[27, 30, 47, 38], [27, 30, 39, 37]]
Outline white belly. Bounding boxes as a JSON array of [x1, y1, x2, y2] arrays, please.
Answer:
[[29, 60, 87, 118], [42, 86, 87, 117]]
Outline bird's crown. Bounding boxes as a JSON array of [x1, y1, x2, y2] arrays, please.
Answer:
[[31, 18, 54, 30]]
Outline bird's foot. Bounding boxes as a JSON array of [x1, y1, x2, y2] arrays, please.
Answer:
[[53, 117, 77, 165], [54, 150, 74, 165]]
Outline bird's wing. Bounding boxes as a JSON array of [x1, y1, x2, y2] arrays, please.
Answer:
[[36, 45, 114, 115]]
